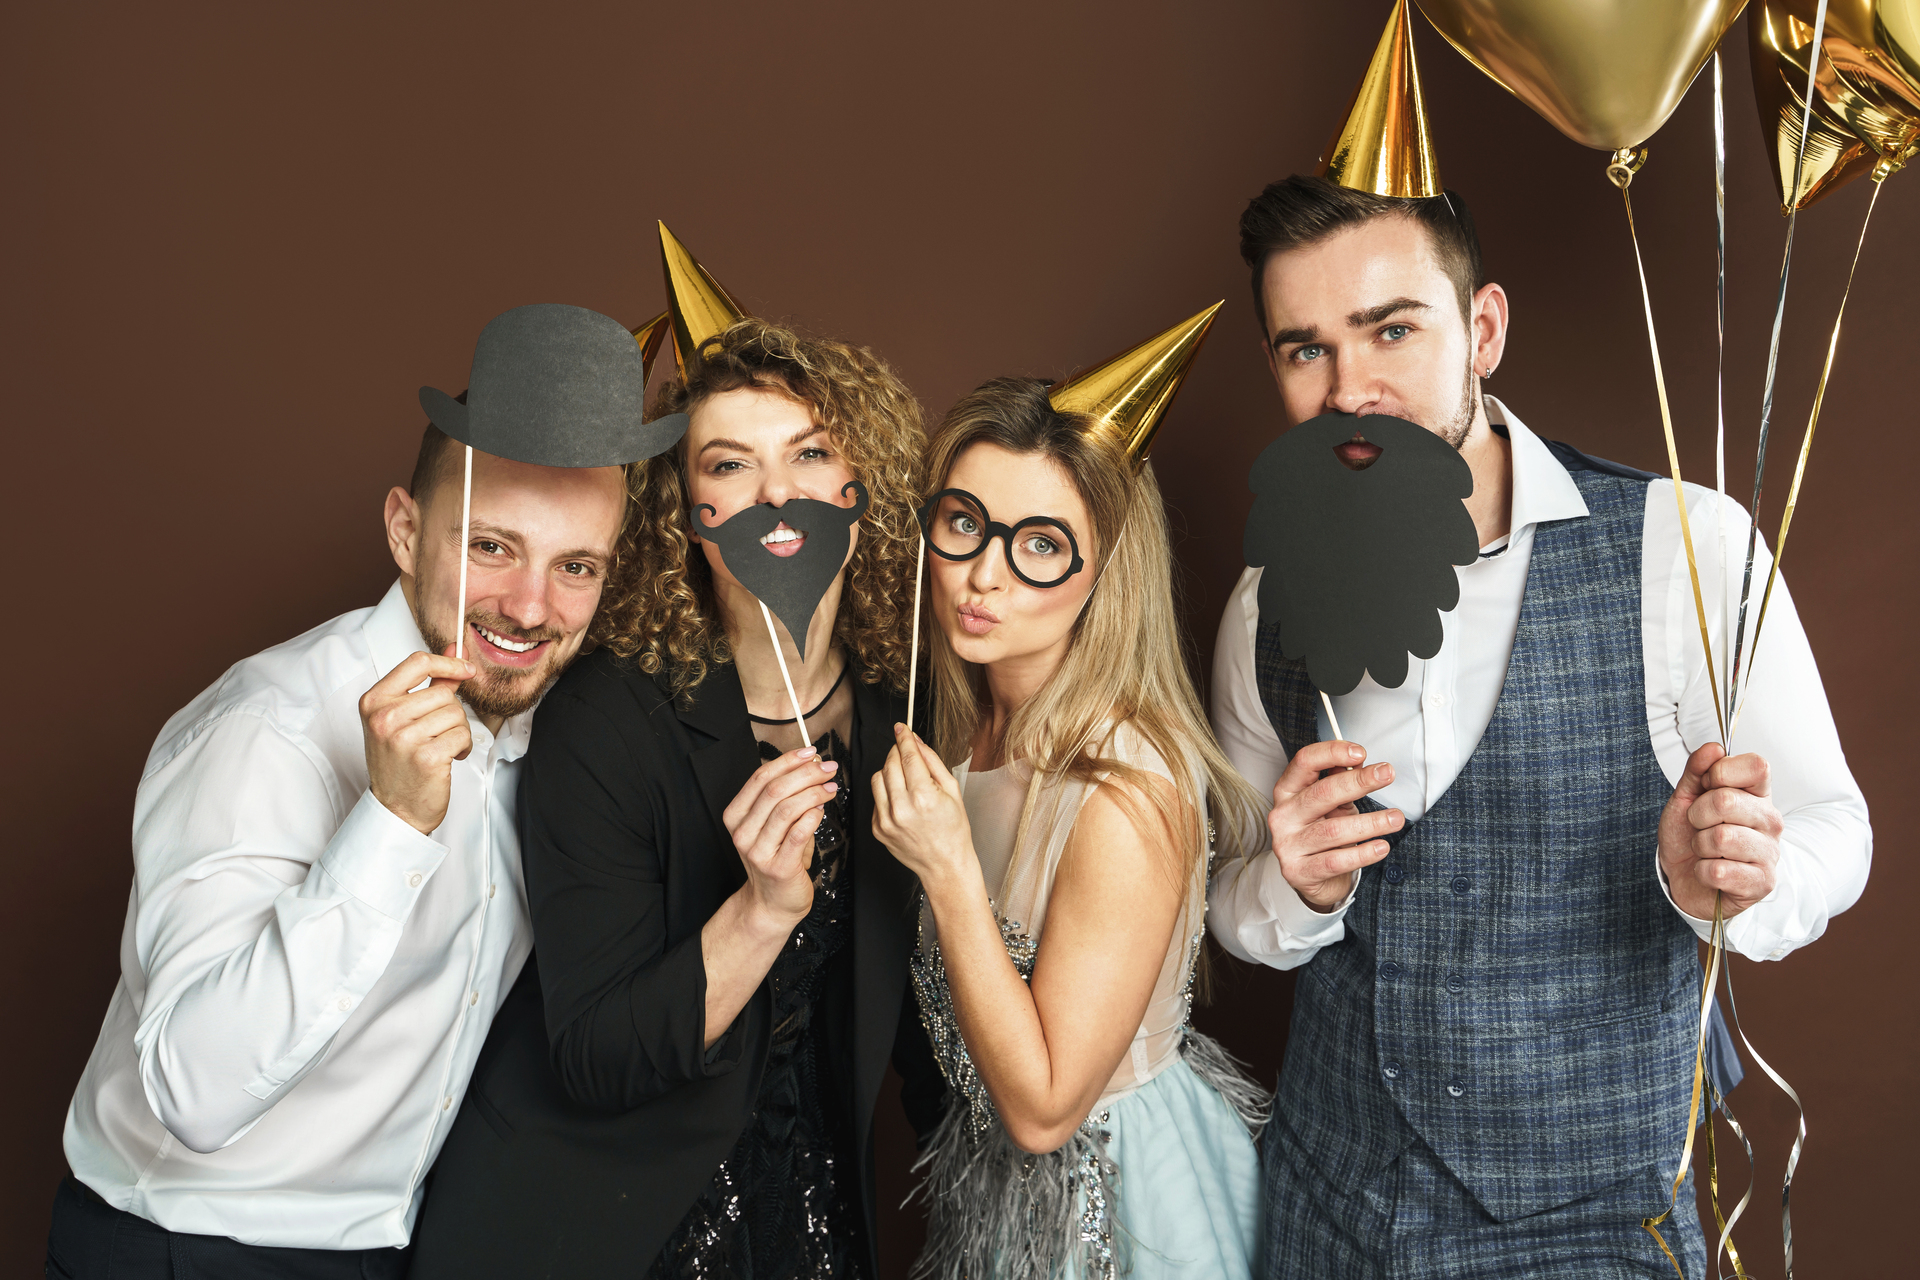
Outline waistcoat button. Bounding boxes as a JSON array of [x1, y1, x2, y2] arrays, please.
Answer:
[[1379, 961, 1402, 980], [1450, 875, 1472, 895], [1383, 862, 1405, 885], [1446, 973, 1465, 994], [1383, 1061, 1402, 1080], [1446, 1080, 1466, 1098]]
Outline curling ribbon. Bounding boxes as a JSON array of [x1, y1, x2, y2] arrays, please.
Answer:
[[1731, 173, 1886, 738], [1642, 896, 1727, 1276], [1608, 158, 1728, 744], [1730, 0, 1831, 721]]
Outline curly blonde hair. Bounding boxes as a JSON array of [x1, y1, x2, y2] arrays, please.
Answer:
[[593, 318, 926, 695]]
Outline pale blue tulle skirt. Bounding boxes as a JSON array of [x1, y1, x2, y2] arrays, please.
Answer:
[[1064, 1056, 1263, 1280]]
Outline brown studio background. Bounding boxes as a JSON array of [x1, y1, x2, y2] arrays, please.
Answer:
[[4, 3, 1910, 1276]]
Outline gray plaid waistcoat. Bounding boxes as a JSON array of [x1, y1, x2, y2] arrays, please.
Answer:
[[1254, 454, 1699, 1223]]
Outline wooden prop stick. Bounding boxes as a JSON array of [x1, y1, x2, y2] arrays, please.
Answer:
[[906, 533, 925, 731], [760, 600, 809, 745], [1319, 689, 1344, 745], [454, 444, 473, 662]]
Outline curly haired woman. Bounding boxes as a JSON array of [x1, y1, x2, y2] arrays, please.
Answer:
[[410, 319, 948, 1280]]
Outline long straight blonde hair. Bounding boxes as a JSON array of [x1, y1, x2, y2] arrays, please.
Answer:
[[925, 377, 1259, 893]]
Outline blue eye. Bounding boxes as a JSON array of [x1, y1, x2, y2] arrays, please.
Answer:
[[1383, 324, 1411, 341], [1293, 344, 1325, 363]]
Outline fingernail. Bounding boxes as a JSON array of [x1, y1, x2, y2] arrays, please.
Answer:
[[895, 723, 907, 736], [1346, 743, 1363, 762], [1375, 764, 1393, 782], [797, 746, 817, 758], [820, 760, 838, 772], [824, 781, 839, 793]]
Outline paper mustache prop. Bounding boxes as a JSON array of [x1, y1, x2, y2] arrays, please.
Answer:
[[1244, 412, 1478, 699], [694, 481, 870, 662], [419, 303, 686, 662]]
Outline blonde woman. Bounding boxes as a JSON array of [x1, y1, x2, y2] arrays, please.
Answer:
[[872, 375, 1266, 1279], [410, 319, 947, 1279]]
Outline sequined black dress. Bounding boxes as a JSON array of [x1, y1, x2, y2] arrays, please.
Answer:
[[650, 731, 864, 1280]]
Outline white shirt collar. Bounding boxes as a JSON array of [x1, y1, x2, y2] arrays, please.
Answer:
[[361, 578, 536, 764], [1486, 396, 1589, 538]]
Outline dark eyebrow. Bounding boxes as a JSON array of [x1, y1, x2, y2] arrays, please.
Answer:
[[697, 425, 826, 457], [456, 520, 525, 545], [1346, 297, 1431, 328], [1269, 324, 1318, 351]]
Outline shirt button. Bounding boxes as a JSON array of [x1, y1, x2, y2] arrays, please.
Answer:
[[1383, 862, 1405, 885], [1379, 961, 1403, 980], [1446, 974, 1465, 994], [488, 884, 496, 899], [1383, 1061, 1402, 1080], [469, 992, 479, 1006], [1447, 1079, 1466, 1098], [1427, 691, 1447, 707], [337, 997, 351, 1012], [407, 872, 424, 888], [1451, 876, 1472, 896], [442, 1096, 452, 1111]]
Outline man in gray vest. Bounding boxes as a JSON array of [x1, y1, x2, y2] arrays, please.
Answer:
[[1206, 175, 1872, 1278]]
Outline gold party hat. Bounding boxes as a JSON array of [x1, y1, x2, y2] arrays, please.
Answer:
[[630, 309, 671, 384], [1049, 302, 1221, 469], [1317, 0, 1443, 198], [659, 221, 749, 376]]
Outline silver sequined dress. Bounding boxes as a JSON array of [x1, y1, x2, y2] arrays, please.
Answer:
[[908, 724, 1268, 1280]]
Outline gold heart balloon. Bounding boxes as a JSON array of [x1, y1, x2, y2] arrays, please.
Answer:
[[1751, 0, 1920, 210], [1416, 0, 1749, 150]]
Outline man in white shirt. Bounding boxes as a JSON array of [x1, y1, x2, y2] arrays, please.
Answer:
[[1207, 177, 1870, 1279], [50, 304, 677, 1278]]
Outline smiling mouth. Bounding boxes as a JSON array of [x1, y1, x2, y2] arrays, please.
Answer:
[[759, 523, 807, 558], [470, 623, 553, 667]]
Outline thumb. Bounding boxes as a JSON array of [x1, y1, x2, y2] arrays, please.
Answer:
[[433, 642, 476, 688], [1672, 742, 1726, 806]]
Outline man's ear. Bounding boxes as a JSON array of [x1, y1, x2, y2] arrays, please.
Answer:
[[385, 486, 423, 578], [1471, 282, 1510, 378]]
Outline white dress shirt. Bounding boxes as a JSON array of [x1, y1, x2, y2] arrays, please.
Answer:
[[1208, 399, 1871, 970], [64, 580, 535, 1250]]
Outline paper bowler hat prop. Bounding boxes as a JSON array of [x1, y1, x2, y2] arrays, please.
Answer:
[[419, 303, 689, 467]]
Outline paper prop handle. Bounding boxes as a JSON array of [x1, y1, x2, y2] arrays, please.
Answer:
[[1244, 413, 1478, 697]]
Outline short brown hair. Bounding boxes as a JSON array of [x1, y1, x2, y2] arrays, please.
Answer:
[[594, 318, 926, 694], [1239, 175, 1483, 337], [409, 422, 459, 503]]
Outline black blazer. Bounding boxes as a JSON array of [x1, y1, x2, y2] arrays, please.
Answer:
[[409, 651, 944, 1278]]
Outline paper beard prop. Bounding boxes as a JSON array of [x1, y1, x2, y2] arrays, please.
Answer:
[[420, 303, 689, 467], [694, 481, 869, 659], [1244, 413, 1478, 696]]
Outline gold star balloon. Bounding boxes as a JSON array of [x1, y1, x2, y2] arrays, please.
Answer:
[[1049, 302, 1222, 469], [1319, 0, 1444, 198], [658, 221, 749, 377]]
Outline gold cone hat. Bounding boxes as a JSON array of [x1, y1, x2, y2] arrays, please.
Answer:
[[1317, 0, 1442, 198], [659, 221, 749, 376], [630, 309, 671, 384], [1048, 302, 1221, 469]]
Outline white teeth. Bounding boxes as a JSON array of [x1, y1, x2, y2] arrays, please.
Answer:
[[760, 528, 803, 545], [477, 625, 538, 653]]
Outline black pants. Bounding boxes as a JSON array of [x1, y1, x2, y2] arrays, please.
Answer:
[[46, 1176, 411, 1280]]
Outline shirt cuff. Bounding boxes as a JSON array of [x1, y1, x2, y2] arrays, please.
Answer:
[[313, 790, 449, 921], [1258, 856, 1360, 941], [1652, 848, 1789, 960]]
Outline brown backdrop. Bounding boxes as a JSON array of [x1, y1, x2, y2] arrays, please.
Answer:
[[4, 3, 1910, 1276]]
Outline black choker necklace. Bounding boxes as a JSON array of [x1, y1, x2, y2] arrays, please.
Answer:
[[747, 660, 850, 726]]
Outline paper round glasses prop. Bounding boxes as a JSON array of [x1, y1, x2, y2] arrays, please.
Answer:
[[418, 303, 689, 468], [1751, 0, 1920, 212], [695, 481, 870, 660], [1244, 413, 1478, 697], [1416, 0, 1747, 152]]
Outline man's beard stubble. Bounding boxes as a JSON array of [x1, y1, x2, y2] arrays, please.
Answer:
[[1435, 356, 1482, 451], [418, 607, 569, 722]]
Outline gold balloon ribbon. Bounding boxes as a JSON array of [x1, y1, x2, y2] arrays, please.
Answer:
[[1719, 945, 1811, 1278], [1707, 1052, 1759, 1277], [1730, 0, 1830, 726], [1610, 155, 1728, 743], [1731, 171, 1886, 738], [1642, 896, 1727, 1277]]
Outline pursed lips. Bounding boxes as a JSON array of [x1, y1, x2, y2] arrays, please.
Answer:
[[957, 601, 998, 636]]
